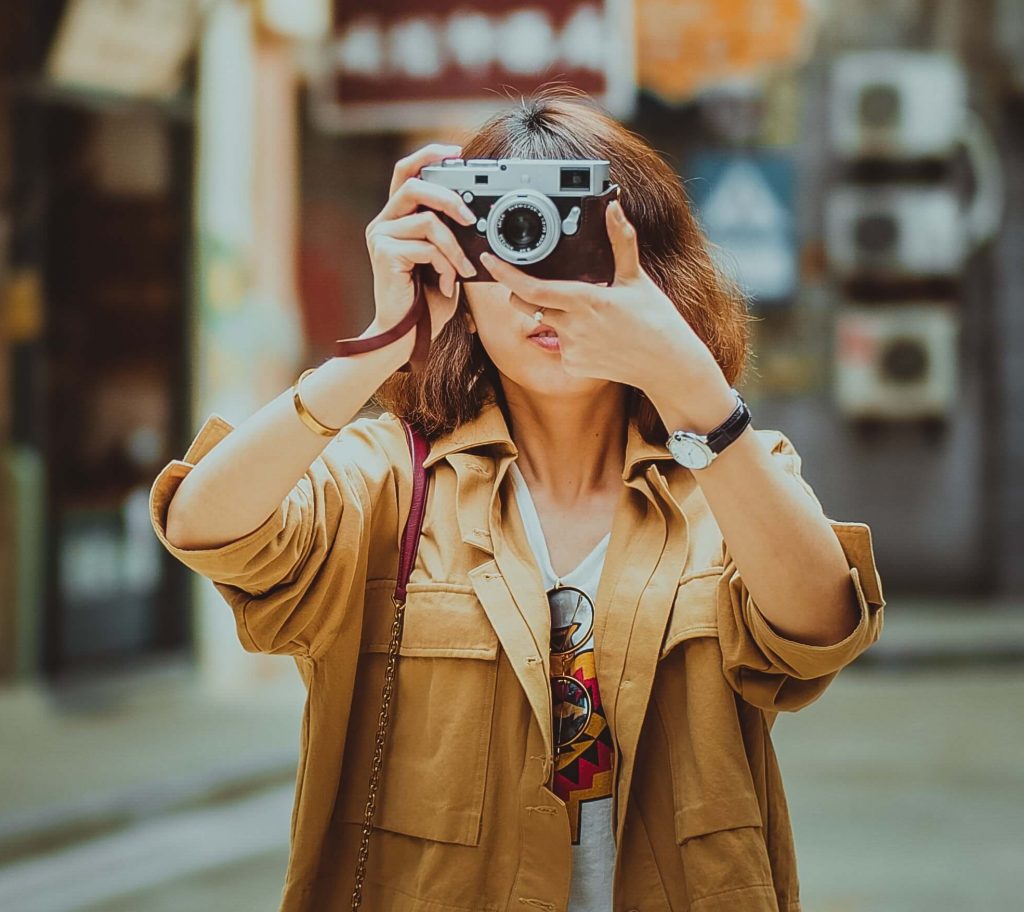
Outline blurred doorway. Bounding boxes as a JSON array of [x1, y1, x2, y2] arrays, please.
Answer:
[[10, 91, 194, 677]]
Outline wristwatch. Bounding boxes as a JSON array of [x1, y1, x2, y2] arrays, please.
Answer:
[[665, 388, 752, 470]]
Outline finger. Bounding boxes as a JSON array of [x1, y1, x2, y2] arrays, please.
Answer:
[[606, 200, 642, 283], [375, 238, 457, 298], [380, 177, 476, 227], [377, 211, 477, 278], [478, 252, 580, 310], [504, 289, 566, 325], [369, 219, 470, 289], [389, 143, 463, 197]]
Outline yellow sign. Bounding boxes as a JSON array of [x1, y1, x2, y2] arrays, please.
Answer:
[[636, 0, 811, 103], [4, 270, 43, 343]]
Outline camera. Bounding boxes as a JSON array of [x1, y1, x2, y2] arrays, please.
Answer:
[[419, 158, 620, 284]]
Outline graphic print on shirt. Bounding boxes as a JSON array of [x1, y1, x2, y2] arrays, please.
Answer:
[[548, 583, 615, 846]]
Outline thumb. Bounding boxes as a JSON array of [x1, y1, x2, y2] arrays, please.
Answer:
[[607, 200, 642, 284]]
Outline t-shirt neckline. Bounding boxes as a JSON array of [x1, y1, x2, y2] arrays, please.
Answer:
[[507, 461, 612, 587]]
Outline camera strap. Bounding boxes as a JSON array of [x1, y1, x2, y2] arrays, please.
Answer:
[[334, 268, 433, 374]]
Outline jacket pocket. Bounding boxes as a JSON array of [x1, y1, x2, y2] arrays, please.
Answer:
[[337, 582, 500, 847], [675, 795, 775, 910], [655, 573, 778, 908], [675, 794, 763, 844], [659, 569, 722, 660]]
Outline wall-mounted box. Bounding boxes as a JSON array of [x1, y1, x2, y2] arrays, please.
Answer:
[[834, 302, 959, 420]]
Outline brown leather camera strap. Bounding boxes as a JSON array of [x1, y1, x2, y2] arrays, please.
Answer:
[[334, 269, 433, 374]]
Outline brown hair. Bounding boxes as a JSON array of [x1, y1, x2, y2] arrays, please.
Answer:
[[371, 85, 753, 443]]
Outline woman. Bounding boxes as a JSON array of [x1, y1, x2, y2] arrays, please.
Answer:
[[151, 89, 885, 912]]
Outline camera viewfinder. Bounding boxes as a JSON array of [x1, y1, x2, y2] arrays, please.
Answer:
[[560, 168, 590, 191]]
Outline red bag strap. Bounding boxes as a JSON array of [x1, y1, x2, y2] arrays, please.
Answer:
[[395, 417, 430, 603]]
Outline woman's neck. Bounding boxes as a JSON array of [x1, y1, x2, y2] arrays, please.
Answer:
[[500, 383, 630, 509]]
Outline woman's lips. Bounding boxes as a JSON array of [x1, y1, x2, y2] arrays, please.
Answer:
[[528, 330, 560, 352], [527, 323, 557, 337]]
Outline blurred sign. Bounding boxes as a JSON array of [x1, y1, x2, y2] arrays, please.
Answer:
[[46, 0, 198, 99], [636, 0, 811, 103], [258, 0, 331, 41], [689, 152, 797, 302], [4, 269, 44, 342], [91, 112, 172, 196], [311, 0, 635, 131]]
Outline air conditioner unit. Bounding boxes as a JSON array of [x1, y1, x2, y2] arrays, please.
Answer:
[[825, 186, 967, 280], [834, 303, 959, 420], [830, 51, 967, 160]]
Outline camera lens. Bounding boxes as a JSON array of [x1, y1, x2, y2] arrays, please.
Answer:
[[486, 190, 561, 265], [499, 205, 544, 251]]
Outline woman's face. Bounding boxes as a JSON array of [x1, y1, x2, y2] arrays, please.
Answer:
[[462, 281, 611, 400]]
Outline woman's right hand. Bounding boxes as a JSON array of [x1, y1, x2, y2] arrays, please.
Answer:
[[365, 143, 479, 345]]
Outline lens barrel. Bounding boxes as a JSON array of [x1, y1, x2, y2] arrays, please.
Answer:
[[486, 190, 561, 264]]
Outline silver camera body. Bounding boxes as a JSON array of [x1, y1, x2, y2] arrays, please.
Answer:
[[420, 158, 617, 281]]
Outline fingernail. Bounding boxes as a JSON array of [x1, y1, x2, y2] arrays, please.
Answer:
[[463, 258, 477, 277], [460, 205, 475, 224]]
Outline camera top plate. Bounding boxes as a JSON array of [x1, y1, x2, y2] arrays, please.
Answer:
[[421, 158, 612, 197]]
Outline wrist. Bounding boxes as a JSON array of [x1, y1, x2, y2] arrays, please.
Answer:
[[646, 372, 738, 436]]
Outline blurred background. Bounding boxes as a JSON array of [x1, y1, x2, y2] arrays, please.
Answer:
[[0, 0, 1022, 909]]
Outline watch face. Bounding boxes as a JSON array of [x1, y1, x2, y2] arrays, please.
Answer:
[[670, 435, 714, 469]]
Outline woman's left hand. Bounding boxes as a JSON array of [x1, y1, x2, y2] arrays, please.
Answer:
[[479, 199, 723, 392]]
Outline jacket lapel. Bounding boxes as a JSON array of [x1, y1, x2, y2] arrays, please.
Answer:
[[421, 399, 692, 823], [604, 463, 691, 848]]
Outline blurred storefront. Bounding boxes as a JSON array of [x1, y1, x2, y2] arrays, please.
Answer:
[[2, 0, 1023, 693], [1, 0, 197, 683], [0, 0, 318, 690]]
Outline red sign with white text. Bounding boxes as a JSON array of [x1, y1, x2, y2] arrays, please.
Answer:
[[311, 0, 634, 131]]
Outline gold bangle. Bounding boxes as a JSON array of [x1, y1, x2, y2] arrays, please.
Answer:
[[292, 367, 342, 437]]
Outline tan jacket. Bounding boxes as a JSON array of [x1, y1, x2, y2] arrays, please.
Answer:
[[149, 398, 885, 912]]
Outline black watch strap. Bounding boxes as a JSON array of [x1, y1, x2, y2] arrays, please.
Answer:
[[706, 390, 752, 454]]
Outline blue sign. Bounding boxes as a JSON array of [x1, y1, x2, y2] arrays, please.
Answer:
[[687, 152, 798, 304]]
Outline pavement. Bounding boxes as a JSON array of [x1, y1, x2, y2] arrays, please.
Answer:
[[0, 597, 1021, 911], [0, 659, 305, 866]]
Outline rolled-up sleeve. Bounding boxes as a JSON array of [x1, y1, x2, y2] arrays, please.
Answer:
[[149, 411, 395, 659], [717, 430, 886, 712]]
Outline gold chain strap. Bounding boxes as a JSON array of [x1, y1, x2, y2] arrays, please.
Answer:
[[350, 591, 408, 910]]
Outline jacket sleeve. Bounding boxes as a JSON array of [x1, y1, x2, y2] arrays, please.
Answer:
[[148, 411, 397, 659], [716, 429, 886, 712]]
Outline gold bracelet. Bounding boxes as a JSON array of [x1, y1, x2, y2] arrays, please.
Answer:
[[292, 367, 342, 437]]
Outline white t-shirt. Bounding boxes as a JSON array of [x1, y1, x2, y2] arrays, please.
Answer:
[[507, 461, 616, 912]]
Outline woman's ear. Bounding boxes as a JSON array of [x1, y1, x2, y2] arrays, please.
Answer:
[[458, 286, 478, 334]]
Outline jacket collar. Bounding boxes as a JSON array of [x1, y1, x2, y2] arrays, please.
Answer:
[[421, 397, 678, 481]]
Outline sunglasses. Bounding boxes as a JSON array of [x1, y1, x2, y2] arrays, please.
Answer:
[[547, 583, 597, 755]]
